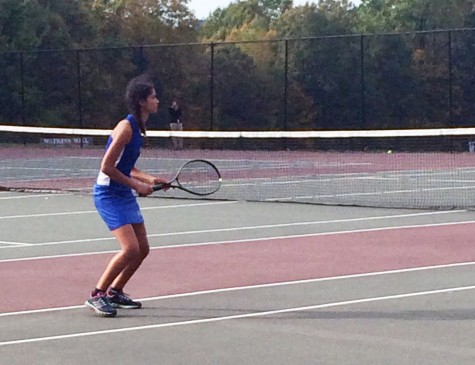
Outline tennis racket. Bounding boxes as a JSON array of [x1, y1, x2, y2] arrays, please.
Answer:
[[153, 159, 222, 196]]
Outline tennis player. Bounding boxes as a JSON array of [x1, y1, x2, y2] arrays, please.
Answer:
[[85, 75, 167, 317]]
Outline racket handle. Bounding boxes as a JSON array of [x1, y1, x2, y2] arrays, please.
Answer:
[[152, 183, 170, 191]]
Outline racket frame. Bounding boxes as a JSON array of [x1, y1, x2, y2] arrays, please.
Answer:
[[152, 159, 222, 196]]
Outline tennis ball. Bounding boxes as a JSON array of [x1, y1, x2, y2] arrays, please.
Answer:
[[387, 149, 393, 154]]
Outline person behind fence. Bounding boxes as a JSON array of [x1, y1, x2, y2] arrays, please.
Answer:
[[85, 74, 168, 317], [168, 100, 183, 149]]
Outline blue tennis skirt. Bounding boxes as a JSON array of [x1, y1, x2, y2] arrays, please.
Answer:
[[93, 184, 144, 231]]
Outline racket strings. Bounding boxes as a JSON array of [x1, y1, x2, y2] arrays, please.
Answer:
[[177, 162, 221, 195]]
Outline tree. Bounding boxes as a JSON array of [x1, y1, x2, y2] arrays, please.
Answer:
[[450, 13, 475, 126], [0, 0, 96, 125], [199, 0, 291, 42], [356, 0, 474, 32], [79, 0, 208, 129], [274, 1, 359, 129], [355, 0, 475, 128], [88, 0, 198, 45], [211, 45, 277, 130]]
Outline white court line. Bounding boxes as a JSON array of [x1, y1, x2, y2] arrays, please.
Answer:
[[0, 210, 469, 252], [431, 179, 475, 183], [0, 210, 110, 220], [0, 241, 30, 247], [3, 261, 475, 318], [0, 193, 74, 200], [2, 215, 475, 262], [223, 166, 475, 184], [0, 201, 237, 220], [267, 185, 475, 201], [1, 281, 475, 346]]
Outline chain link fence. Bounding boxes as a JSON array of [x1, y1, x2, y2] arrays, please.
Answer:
[[1, 28, 475, 131]]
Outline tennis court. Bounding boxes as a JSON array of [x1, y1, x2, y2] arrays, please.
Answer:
[[2, 128, 475, 364], [2, 189, 475, 364]]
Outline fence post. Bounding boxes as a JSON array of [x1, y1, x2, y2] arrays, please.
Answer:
[[448, 30, 453, 126], [284, 39, 288, 132], [360, 34, 366, 129], [209, 42, 215, 131], [20, 52, 25, 125], [76, 50, 83, 147]]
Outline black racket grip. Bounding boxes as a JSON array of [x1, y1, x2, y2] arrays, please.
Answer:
[[152, 183, 171, 191]]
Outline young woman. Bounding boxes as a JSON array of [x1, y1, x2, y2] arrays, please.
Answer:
[[85, 75, 167, 317]]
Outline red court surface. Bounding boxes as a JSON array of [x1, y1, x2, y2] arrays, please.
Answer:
[[2, 194, 475, 365], [2, 223, 475, 314]]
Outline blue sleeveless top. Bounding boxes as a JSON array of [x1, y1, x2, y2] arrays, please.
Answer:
[[95, 114, 142, 192]]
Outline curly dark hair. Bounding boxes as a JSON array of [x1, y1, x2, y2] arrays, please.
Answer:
[[125, 74, 155, 135]]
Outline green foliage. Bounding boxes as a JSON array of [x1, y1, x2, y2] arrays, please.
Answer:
[[273, 2, 359, 129], [1, 0, 475, 131], [199, 0, 291, 41], [356, 0, 473, 32], [89, 0, 198, 45], [212, 45, 271, 130]]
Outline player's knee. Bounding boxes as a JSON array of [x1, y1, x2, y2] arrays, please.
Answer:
[[140, 245, 150, 261], [123, 247, 140, 262]]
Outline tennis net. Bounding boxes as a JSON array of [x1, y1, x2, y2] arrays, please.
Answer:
[[2, 124, 475, 209]]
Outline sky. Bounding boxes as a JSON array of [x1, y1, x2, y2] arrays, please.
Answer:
[[188, 0, 362, 20]]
